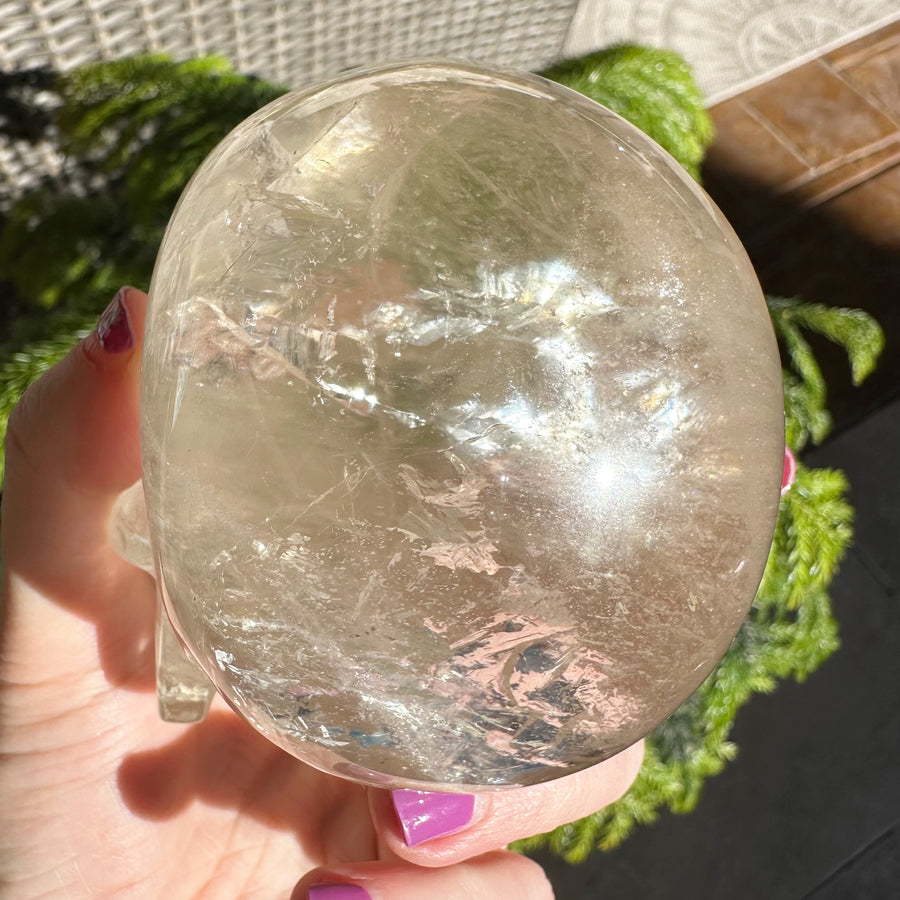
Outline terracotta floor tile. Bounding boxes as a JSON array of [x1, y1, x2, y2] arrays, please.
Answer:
[[707, 97, 810, 186], [841, 47, 900, 122], [704, 14, 900, 427], [785, 138, 900, 206], [744, 59, 898, 169], [826, 18, 900, 70], [820, 162, 900, 250]]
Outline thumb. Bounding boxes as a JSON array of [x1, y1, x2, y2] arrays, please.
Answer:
[[1, 287, 154, 689]]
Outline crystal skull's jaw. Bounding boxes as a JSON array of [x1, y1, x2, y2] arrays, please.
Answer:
[[138, 60, 785, 790]]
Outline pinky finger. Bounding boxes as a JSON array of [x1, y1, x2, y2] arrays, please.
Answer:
[[291, 850, 553, 900]]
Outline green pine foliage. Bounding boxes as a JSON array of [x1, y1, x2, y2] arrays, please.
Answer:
[[542, 45, 715, 180], [0, 56, 285, 362], [0, 47, 884, 856], [768, 296, 884, 452]]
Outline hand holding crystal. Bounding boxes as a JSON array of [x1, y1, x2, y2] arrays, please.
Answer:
[[0, 60, 784, 897], [0, 287, 643, 900]]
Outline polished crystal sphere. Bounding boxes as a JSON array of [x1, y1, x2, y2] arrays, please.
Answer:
[[140, 61, 784, 789]]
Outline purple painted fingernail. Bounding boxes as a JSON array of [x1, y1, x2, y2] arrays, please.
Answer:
[[391, 789, 475, 846], [96, 288, 134, 353], [307, 884, 371, 900], [781, 446, 796, 495]]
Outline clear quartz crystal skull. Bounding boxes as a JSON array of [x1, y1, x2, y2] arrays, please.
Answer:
[[114, 60, 785, 791]]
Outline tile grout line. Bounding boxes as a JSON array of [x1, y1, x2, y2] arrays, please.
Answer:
[[734, 57, 900, 190], [781, 134, 900, 185], [797, 818, 900, 899], [736, 96, 818, 172], [827, 60, 900, 132], [827, 21, 900, 72], [782, 145, 900, 208]]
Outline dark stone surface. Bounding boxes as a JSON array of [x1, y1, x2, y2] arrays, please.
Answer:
[[806, 823, 900, 899]]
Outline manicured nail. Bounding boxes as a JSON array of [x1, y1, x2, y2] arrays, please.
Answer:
[[307, 884, 371, 900], [391, 789, 475, 846], [781, 446, 796, 495], [96, 288, 134, 353]]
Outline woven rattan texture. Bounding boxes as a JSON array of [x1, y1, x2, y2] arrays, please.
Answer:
[[0, 0, 580, 86], [0, 0, 581, 204]]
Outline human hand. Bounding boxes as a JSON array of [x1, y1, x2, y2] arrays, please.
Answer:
[[0, 287, 643, 899]]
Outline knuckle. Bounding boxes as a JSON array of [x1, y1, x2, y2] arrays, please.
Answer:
[[5, 378, 46, 473], [3, 348, 73, 479]]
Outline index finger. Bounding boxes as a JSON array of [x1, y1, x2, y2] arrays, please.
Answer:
[[1, 287, 153, 691]]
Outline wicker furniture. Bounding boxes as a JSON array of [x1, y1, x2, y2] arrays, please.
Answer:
[[0, 0, 579, 85]]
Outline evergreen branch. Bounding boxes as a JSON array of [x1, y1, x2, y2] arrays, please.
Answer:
[[768, 296, 883, 385], [58, 55, 285, 173], [782, 373, 832, 455], [777, 318, 829, 431], [769, 296, 884, 452], [779, 464, 853, 610], [0, 187, 125, 309], [59, 55, 238, 153], [1, 55, 288, 365], [0, 184, 154, 362], [542, 45, 714, 180]]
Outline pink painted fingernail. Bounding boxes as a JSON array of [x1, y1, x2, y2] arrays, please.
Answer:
[[781, 446, 796, 495], [307, 884, 371, 900], [391, 789, 475, 846], [96, 288, 134, 353]]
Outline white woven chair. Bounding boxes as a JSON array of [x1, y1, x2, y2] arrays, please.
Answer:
[[0, 0, 581, 85], [0, 0, 584, 205], [4, 0, 898, 96]]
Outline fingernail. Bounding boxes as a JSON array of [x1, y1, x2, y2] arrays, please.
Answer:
[[96, 288, 134, 353], [781, 446, 796, 495], [307, 884, 371, 900], [391, 789, 475, 846]]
